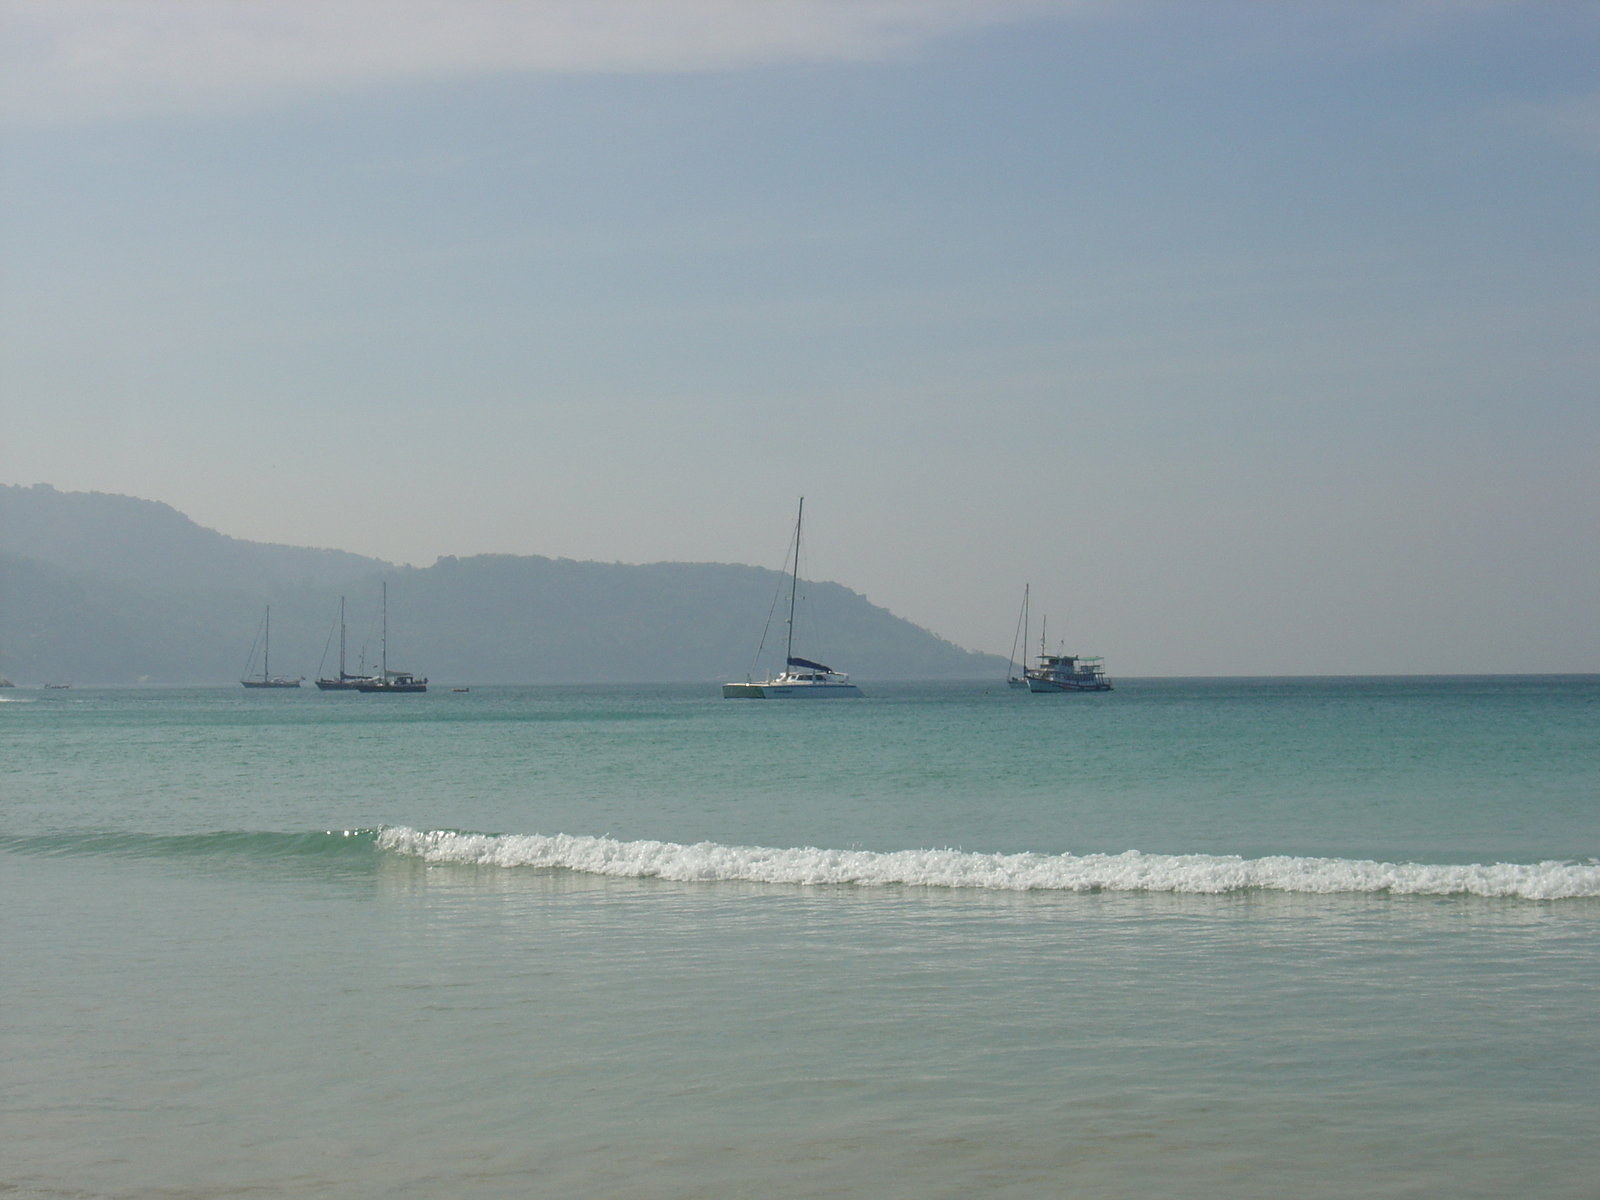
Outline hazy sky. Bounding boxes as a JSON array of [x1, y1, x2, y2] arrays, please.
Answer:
[[3, 1, 1596, 674]]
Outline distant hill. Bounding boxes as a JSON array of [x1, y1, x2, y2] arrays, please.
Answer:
[[0, 483, 389, 591], [0, 485, 1006, 684]]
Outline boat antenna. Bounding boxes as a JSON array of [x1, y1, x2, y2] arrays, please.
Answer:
[[785, 497, 803, 668]]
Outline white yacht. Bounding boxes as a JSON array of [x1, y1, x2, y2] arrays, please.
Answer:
[[723, 498, 862, 699], [1023, 615, 1112, 692], [1026, 653, 1111, 692]]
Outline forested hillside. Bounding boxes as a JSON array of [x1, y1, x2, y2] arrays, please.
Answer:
[[0, 485, 1005, 684]]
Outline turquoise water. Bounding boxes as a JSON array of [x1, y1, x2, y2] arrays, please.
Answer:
[[3, 678, 1599, 1197]]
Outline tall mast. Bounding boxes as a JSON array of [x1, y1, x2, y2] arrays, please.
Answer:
[[338, 596, 346, 678], [1022, 584, 1029, 670], [1040, 614, 1046, 661], [785, 497, 803, 667], [264, 606, 270, 681], [381, 582, 388, 680]]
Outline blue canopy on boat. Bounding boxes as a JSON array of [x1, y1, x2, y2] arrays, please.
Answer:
[[787, 656, 832, 672]]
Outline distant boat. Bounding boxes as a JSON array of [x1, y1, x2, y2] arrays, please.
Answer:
[[240, 606, 303, 688], [451, 687, 470, 693], [1005, 584, 1031, 689], [723, 498, 862, 699], [0, 677, 14, 688], [315, 597, 374, 691], [355, 582, 427, 693], [1023, 614, 1112, 693], [44, 683, 71, 689]]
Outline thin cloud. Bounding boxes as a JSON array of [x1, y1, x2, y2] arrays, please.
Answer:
[[0, 0, 1091, 124]]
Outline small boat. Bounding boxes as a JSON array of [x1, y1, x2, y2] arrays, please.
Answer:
[[355, 582, 427, 693], [315, 597, 374, 690], [1005, 584, 1031, 689], [0, 677, 15, 688], [240, 606, 303, 688], [44, 682, 71, 689], [724, 498, 862, 699], [451, 687, 470, 693], [1024, 615, 1112, 693]]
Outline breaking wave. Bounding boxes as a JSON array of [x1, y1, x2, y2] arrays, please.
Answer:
[[377, 827, 1600, 900]]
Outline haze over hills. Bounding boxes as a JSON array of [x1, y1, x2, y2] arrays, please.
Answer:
[[0, 484, 1007, 684], [0, 483, 392, 591]]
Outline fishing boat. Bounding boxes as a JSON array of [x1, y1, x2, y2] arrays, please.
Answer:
[[240, 606, 303, 688], [355, 583, 427, 693], [1005, 584, 1031, 689], [723, 498, 862, 699], [314, 597, 374, 690], [1024, 615, 1112, 692]]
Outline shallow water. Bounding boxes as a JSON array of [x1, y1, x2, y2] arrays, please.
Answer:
[[3, 678, 1598, 1197]]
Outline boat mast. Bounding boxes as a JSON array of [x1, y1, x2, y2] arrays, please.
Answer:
[[1022, 584, 1029, 673], [1009, 583, 1030, 679], [338, 596, 346, 678], [381, 582, 388, 680], [785, 497, 803, 668], [263, 606, 270, 682]]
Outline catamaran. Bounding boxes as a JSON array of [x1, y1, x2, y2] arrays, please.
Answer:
[[723, 498, 862, 699], [240, 605, 303, 688], [355, 582, 427, 693], [314, 597, 374, 690]]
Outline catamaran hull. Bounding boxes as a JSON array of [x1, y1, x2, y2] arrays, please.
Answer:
[[723, 682, 862, 698]]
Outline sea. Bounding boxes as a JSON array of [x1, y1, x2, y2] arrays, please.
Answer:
[[3, 677, 1598, 1199]]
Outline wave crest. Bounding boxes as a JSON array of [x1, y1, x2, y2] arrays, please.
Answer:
[[376, 827, 1600, 899]]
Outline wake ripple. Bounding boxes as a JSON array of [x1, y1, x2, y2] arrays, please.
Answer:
[[377, 827, 1600, 900]]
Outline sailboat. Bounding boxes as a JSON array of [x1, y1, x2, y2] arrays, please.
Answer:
[[355, 582, 427, 693], [240, 605, 303, 688], [1006, 584, 1031, 689], [723, 498, 862, 699], [314, 597, 374, 691]]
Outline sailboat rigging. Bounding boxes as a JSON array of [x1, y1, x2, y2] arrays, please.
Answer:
[[1006, 584, 1030, 689], [240, 605, 303, 688], [355, 582, 427, 693], [315, 597, 374, 690], [723, 498, 862, 699]]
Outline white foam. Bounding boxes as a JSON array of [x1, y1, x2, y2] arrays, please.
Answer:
[[376, 827, 1600, 900]]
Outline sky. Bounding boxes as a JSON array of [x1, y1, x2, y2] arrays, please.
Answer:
[[2, 0, 1596, 674]]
